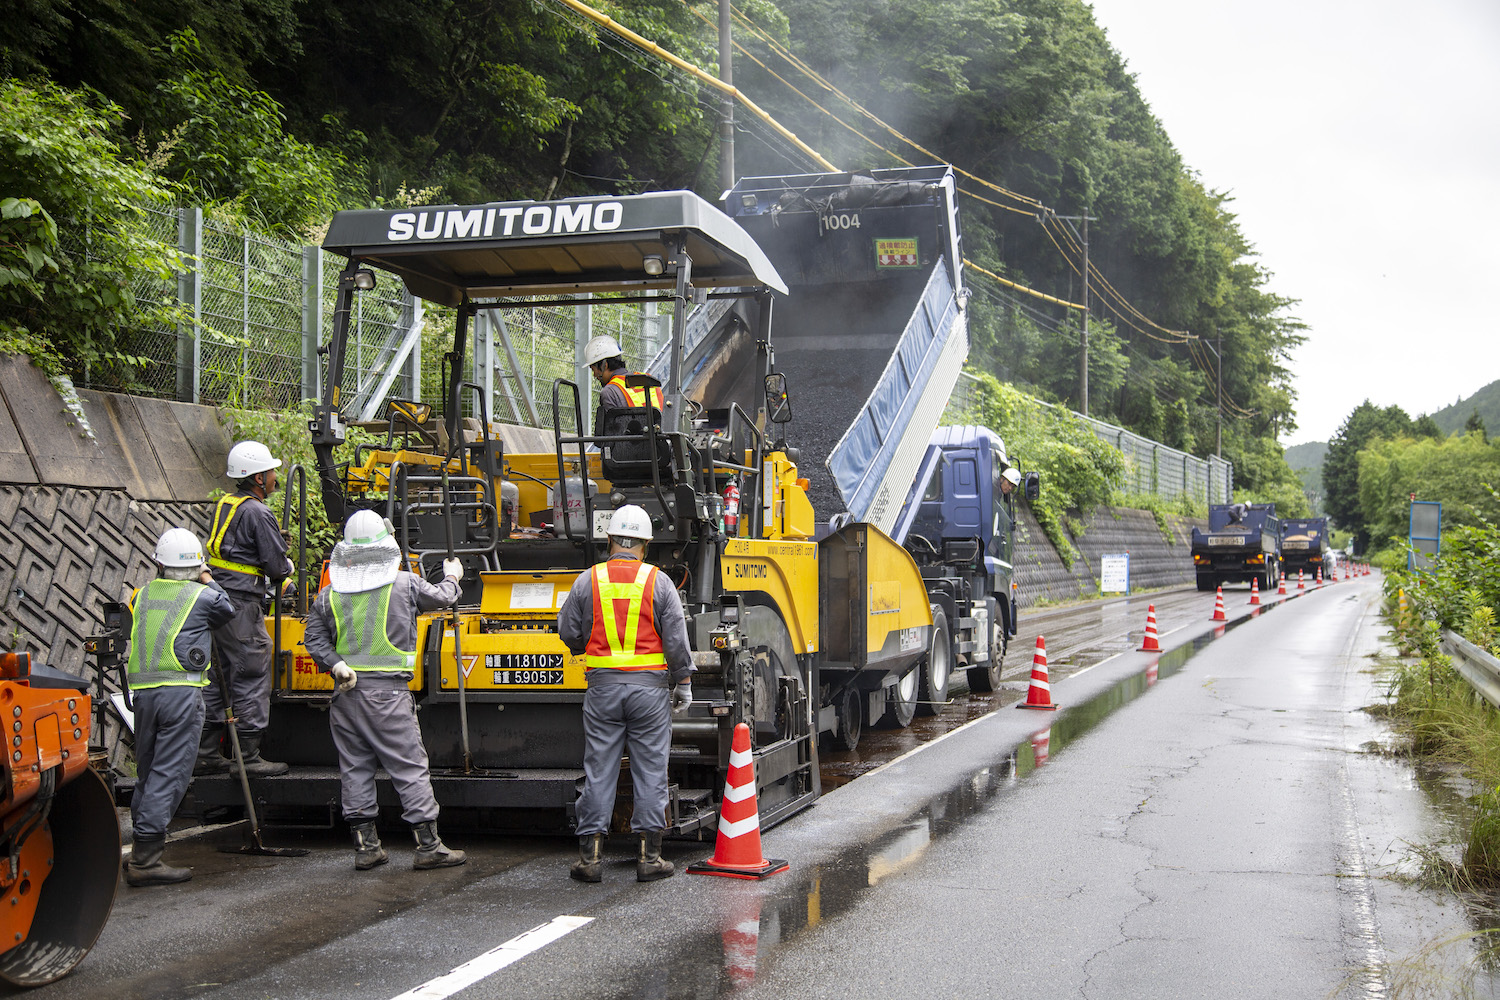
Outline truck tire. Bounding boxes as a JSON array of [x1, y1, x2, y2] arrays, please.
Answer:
[[968, 597, 1005, 692], [1196, 576, 1214, 592], [916, 607, 952, 716], [834, 686, 862, 751], [876, 664, 920, 729]]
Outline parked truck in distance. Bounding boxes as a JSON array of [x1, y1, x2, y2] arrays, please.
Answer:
[[1279, 517, 1330, 580], [891, 426, 1038, 722], [1191, 503, 1281, 592]]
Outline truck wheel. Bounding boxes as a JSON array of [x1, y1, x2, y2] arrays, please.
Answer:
[[968, 597, 1005, 692], [876, 663, 920, 729], [916, 607, 952, 716], [1196, 576, 1214, 592], [835, 687, 862, 751]]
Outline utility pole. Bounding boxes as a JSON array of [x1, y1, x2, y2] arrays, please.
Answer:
[[1204, 330, 1223, 457], [718, 0, 735, 193], [1053, 210, 1096, 416]]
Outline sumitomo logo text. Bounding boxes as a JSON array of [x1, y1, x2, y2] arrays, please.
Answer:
[[386, 202, 624, 242]]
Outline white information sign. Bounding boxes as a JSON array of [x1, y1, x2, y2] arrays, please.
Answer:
[[1100, 553, 1130, 595], [510, 582, 556, 610]]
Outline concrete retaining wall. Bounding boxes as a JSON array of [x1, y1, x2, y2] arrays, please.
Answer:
[[1013, 504, 1205, 608]]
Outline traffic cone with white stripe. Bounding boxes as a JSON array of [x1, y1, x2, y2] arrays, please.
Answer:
[[1139, 605, 1161, 651], [1249, 577, 1261, 605], [1316, 568, 1323, 586], [1017, 636, 1058, 711], [688, 723, 788, 880], [1297, 569, 1305, 591], [1277, 573, 1286, 596], [1211, 586, 1226, 621]]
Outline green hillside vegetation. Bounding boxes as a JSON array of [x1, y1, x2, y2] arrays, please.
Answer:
[[1429, 378, 1500, 438], [3, 0, 1305, 503]]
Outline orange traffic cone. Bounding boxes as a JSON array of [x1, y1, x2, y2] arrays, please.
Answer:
[[1249, 577, 1261, 605], [1297, 569, 1305, 591], [1211, 586, 1226, 621], [1139, 605, 1161, 651], [688, 723, 788, 880], [1277, 573, 1286, 596], [1017, 636, 1058, 711], [1316, 568, 1323, 586]]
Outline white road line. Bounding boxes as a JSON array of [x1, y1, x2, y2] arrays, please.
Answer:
[[388, 915, 593, 1000]]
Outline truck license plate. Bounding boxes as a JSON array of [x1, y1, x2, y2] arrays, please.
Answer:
[[1207, 535, 1246, 546], [490, 654, 565, 685]]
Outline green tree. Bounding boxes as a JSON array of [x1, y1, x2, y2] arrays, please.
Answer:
[[1358, 432, 1500, 554], [0, 79, 184, 376], [1323, 400, 1413, 552], [1466, 409, 1488, 443]]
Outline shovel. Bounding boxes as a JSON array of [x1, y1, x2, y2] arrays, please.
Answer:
[[213, 663, 309, 858]]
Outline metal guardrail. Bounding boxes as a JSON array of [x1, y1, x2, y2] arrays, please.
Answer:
[[1441, 631, 1500, 708]]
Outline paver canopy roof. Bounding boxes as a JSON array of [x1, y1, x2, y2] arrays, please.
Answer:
[[323, 191, 787, 306]]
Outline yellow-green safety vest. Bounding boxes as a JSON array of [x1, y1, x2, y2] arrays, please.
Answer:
[[331, 584, 417, 673], [127, 579, 212, 689], [207, 494, 263, 578]]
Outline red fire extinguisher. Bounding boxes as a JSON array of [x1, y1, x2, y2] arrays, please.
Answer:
[[723, 477, 740, 534]]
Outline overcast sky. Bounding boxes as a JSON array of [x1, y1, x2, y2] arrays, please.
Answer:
[[1084, 0, 1500, 445]]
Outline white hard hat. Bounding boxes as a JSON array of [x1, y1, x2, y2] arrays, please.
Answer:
[[607, 504, 653, 541], [154, 527, 206, 568], [329, 510, 400, 593], [584, 334, 624, 368], [1002, 467, 1022, 487], [226, 440, 282, 479], [343, 509, 391, 546]]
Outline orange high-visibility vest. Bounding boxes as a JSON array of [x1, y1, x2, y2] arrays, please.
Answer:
[[586, 561, 667, 672], [606, 373, 664, 414]]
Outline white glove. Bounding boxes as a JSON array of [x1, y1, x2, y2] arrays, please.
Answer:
[[671, 682, 692, 714], [443, 557, 464, 582], [331, 661, 357, 694]]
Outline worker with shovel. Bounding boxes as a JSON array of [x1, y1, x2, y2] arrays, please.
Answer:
[[302, 510, 467, 871], [198, 440, 295, 777], [124, 529, 236, 885]]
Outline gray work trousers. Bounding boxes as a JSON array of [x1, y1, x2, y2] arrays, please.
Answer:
[[575, 681, 672, 836], [131, 685, 206, 840], [329, 680, 439, 825], [205, 594, 272, 732]]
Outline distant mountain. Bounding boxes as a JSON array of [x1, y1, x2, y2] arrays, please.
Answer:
[[1429, 379, 1500, 436], [1283, 440, 1327, 469]]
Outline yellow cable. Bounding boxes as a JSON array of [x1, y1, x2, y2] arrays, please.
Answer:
[[963, 260, 1084, 311]]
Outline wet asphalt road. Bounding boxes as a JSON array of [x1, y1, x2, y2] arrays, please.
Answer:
[[37, 573, 1474, 1000]]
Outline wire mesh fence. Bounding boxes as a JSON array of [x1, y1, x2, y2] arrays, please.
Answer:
[[947, 372, 1234, 505]]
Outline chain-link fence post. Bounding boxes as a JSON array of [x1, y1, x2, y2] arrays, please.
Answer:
[[176, 207, 203, 403], [302, 246, 322, 404]]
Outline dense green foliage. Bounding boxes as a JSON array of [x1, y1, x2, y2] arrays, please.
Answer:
[[958, 370, 1125, 562], [0, 79, 184, 373], [1430, 378, 1500, 438], [1323, 400, 1454, 551], [6, 0, 1304, 495]]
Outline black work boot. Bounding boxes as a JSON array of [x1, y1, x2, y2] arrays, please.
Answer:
[[351, 820, 388, 871], [125, 837, 192, 886], [233, 728, 289, 777], [193, 724, 229, 775], [570, 833, 603, 883], [411, 820, 466, 869], [636, 830, 674, 882]]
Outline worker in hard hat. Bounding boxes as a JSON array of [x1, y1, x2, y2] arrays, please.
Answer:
[[557, 504, 693, 883], [125, 529, 236, 886], [197, 440, 296, 777], [584, 333, 664, 436], [301, 510, 467, 871], [999, 466, 1022, 496]]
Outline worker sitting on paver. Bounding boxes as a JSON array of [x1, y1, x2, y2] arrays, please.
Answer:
[[126, 528, 236, 886], [301, 510, 467, 871], [198, 440, 295, 777]]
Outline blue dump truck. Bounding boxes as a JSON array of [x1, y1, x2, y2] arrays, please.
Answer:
[[1190, 503, 1282, 592], [892, 426, 1038, 717], [1279, 517, 1331, 580]]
